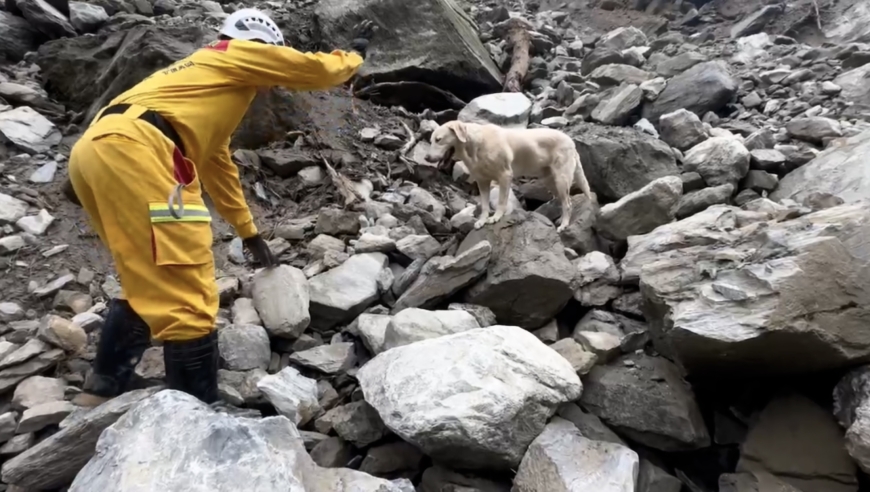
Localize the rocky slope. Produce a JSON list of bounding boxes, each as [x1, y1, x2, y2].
[[2, 0, 870, 490]]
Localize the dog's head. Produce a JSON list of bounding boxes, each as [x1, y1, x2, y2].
[[424, 120, 468, 164]]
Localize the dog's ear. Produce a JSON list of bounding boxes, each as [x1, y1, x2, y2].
[[450, 121, 468, 143]]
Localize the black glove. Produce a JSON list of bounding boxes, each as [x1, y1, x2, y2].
[[243, 234, 277, 268], [350, 19, 376, 59]]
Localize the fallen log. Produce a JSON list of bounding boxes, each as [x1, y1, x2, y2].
[[495, 18, 533, 93]]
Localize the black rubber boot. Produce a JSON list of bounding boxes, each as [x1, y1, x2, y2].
[[74, 299, 152, 407], [162, 330, 220, 404]]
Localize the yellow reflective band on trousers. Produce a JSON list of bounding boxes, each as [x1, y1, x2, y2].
[[67, 124, 218, 343], [148, 203, 212, 223]]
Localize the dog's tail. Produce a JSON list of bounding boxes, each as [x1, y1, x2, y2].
[[572, 149, 597, 203]]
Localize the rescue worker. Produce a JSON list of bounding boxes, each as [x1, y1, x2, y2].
[[66, 8, 375, 407]]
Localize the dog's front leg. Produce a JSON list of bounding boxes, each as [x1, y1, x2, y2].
[[487, 172, 512, 225], [474, 179, 492, 229]]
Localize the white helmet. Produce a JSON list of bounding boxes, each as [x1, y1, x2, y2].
[[220, 8, 284, 46]]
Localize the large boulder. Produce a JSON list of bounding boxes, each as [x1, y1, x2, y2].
[[642, 61, 738, 123], [358, 326, 582, 471], [568, 122, 679, 202], [393, 241, 491, 311], [770, 130, 870, 205], [457, 211, 573, 329], [34, 25, 344, 150], [308, 253, 389, 330], [458, 93, 532, 128], [68, 390, 410, 492], [834, 63, 870, 116], [596, 176, 683, 241], [251, 265, 310, 339], [0, 11, 42, 62], [0, 106, 62, 155], [626, 204, 870, 377], [682, 136, 750, 187], [822, 0, 870, 45], [313, 0, 502, 104]]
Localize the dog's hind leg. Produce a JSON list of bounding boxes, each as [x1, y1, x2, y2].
[[487, 171, 513, 226], [553, 167, 574, 233], [474, 178, 492, 230], [573, 151, 597, 204]]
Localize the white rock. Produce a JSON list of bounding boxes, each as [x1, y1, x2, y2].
[[217, 324, 271, 371], [0, 193, 28, 225], [0, 236, 26, 255], [358, 325, 583, 470], [15, 209, 54, 235], [256, 366, 321, 426], [682, 136, 750, 187], [231, 298, 261, 326], [0, 107, 62, 155], [351, 313, 392, 355], [458, 92, 532, 128], [383, 308, 480, 350], [68, 390, 409, 492], [12, 376, 65, 411], [513, 418, 639, 492], [17, 401, 75, 434], [251, 265, 310, 339], [28, 161, 57, 183], [69, 2, 108, 32], [308, 253, 389, 330]]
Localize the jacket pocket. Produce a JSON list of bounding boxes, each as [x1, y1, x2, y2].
[[149, 201, 214, 266]]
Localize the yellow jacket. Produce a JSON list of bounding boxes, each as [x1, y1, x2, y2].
[[94, 39, 363, 239]]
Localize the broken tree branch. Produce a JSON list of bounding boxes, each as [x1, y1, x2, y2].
[[495, 17, 533, 93], [811, 0, 822, 31], [322, 157, 364, 208], [399, 121, 417, 155]]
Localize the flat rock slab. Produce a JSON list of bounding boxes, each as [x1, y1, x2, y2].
[[308, 253, 388, 330], [458, 92, 532, 128]]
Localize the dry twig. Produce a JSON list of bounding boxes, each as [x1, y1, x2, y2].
[[321, 157, 364, 208]]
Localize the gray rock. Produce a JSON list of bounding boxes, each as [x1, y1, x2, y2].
[[0, 433, 34, 457], [256, 366, 321, 426], [737, 393, 857, 492], [749, 148, 787, 172], [218, 324, 270, 371], [589, 64, 653, 87], [393, 241, 491, 311], [12, 376, 64, 411], [569, 122, 680, 201], [231, 298, 261, 326], [316, 401, 388, 448], [573, 309, 649, 359], [638, 459, 682, 492], [643, 61, 737, 123], [310, 436, 353, 467], [28, 161, 58, 183], [719, 471, 804, 492], [289, 343, 356, 375], [580, 353, 710, 451], [316, 208, 361, 236], [313, 0, 501, 103], [742, 170, 778, 193], [383, 308, 480, 350], [0, 193, 28, 226], [591, 84, 643, 126], [771, 130, 870, 204], [682, 136, 750, 187], [458, 92, 532, 128], [0, 413, 17, 443], [354, 232, 396, 253], [67, 390, 407, 492], [786, 117, 843, 144], [834, 366, 870, 474], [512, 418, 639, 492], [659, 108, 708, 151], [308, 253, 389, 330], [1, 388, 160, 490], [745, 129, 777, 150], [572, 251, 622, 307], [0, 107, 62, 155], [358, 326, 582, 470], [596, 176, 683, 241], [419, 465, 510, 492], [655, 51, 707, 77], [730, 4, 783, 38], [361, 441, 425, 474], [15, 0, 76, 39], [251, 265, 310, 339], [625, 204, 870, 376], [550, 338, 597, 375], [17, 401, 75, 434], [556, 403, 625, 445], [675, 183, 734, 219], [835, 63, 870, 114], [598, 27, 648, 51], [69, 1, 108, 32], [457, 212, 573, 329], [395, 234, 440, 260], [0, 11, 41, 62], [308, 234, 345, 260]]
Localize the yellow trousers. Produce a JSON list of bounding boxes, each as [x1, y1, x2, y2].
[[69, 112, 218, 342]]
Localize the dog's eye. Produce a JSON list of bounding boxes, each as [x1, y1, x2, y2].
[[435, 136, 441, 142]]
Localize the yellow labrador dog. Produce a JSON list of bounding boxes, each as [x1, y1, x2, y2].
[[425, 120, 596, 232]]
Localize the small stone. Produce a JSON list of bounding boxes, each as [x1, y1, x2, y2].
[[288, 343, 356, 375], [361, 441, 425, 474], [396, 234, 440, 260], [550, 338, 598, 375], [315, 208, 361, 236], [315, 400, 388, 447], [16, 401, 76, 434], [12, 376, 65, 411], [0, 302, 25, 322], [37, 314, 87, 354], [15, 209, 54, 235], [307, 234, 345, 260], [0, 236, 26, 255], [218, 324, 271, 371], [28, 161, 57, 183]]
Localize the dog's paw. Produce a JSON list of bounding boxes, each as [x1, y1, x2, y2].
[[473, 219, 487, 230], [556, 223, 568, 233], [486, 214, 503, 225]]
